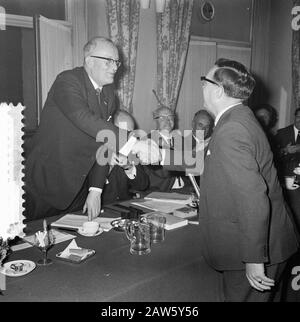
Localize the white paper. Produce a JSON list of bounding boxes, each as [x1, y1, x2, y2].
[[11, 229, 76, 252]]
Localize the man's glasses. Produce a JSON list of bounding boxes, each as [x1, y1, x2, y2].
[[90, 55, 121, 68], [154, 115, 175, 121], [200, 76, 220, 87]]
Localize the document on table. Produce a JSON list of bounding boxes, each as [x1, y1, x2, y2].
[[11, 229, 76, 252], [131, 200, 186, 213], [51, 214, 120, 232], [144, 191, 192, 204]]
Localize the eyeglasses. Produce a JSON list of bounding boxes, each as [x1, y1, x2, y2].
[[200, 76, 220, 87], [90, 55, 121, 68], [154, 115, 175, 120]]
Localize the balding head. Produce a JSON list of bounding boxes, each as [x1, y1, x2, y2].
[[192, 109, 214, 139], [114, 110, 135, 131]]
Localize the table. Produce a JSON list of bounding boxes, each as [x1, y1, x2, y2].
[[1, 213, 223, 302]]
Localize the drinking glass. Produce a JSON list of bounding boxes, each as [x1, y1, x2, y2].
[[33, 230, 55, 265]]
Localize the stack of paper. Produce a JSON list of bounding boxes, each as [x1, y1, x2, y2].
[[11, 229, 76, 251], [144, 192, 192, 204], [143, 211, 188, 230], [51, 214, 120, 232]]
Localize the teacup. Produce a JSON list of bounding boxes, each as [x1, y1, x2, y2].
[[82, 221, 99, 235]]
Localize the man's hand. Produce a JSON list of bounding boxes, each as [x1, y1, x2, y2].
[[83, 190, 102, 221], [245, 263, 275, 292], [282, 143, 300, 154], [110, 152, 132, 169], [131, 139, 161, 164]]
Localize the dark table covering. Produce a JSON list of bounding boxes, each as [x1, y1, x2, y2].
[[1, 214, 223, 302]]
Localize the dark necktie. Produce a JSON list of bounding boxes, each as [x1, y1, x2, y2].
[[95, 88, 108, 120], [296, 131, 300, 145]]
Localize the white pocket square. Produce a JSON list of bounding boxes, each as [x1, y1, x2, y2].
[[207, 149, 211, 155]]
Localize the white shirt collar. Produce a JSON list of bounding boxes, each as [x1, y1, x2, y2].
[[214, 102, 242, 125], [159, 131, 172, 143], [88, 75, 102, 91]]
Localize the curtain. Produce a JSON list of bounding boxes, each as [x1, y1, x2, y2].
[[156, 0, 194, 112], [36, 15, 72, 121], [249, 0, 271, 107], [106, 0, 140, 113], [66, 0, 88, 67], [292, 0, 300, 112]]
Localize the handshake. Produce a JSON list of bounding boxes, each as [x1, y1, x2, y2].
[[120, 136, 162, 165]]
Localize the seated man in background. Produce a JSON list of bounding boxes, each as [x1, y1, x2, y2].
[[252, 103, 278, 153], [274, 107, 300, 232], [84, 110, 149, 218], [275, 107, 300, 177], [144, 106, 192, 193], [191, 109, 214, 152]]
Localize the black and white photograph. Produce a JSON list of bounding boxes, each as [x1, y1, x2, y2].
[[0, 0, 300, 308]]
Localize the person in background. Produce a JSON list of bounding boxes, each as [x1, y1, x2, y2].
[[84, 110, 149, 217], [144, 106, 192, 193], [275, 107, 300, 177], [191, 109, 214, 152], [253, 103, 278, 153], [274, 107, 300, 232], [199, 58, 299, 302]]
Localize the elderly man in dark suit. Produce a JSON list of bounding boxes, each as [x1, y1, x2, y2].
[[199, 58, 299, 302], [24, 37, 158, 222]]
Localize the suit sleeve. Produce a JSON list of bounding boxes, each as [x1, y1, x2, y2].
[[128, 165, 149, 191], [87, 162, 110, 189], [52, 72, 127, 145], [216, 122, 270, 263]]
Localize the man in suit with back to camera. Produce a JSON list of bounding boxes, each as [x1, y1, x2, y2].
[[199, 58, 299, 302], [24, 36, 157, 222]]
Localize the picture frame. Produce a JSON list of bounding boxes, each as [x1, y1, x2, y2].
[[200, 1, 215, 22]]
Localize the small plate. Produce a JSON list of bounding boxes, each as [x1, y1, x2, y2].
[[77, 227, 103, 237], [0, 260, 36, 277]]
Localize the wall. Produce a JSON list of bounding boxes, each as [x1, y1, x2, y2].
[[191, 0, 252, 43], [266, 0, 294, 128]]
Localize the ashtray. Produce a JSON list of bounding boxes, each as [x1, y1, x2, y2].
[[110, 219, 128, 232]]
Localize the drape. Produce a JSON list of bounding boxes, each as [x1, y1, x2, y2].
[[106, 0, 140, 114], [292, 0, 300, 111], [156, 0, 194, 112]]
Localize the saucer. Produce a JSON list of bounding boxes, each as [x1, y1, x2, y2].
[[0, 260, 36, 277], [77, 227, 103, 237]]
